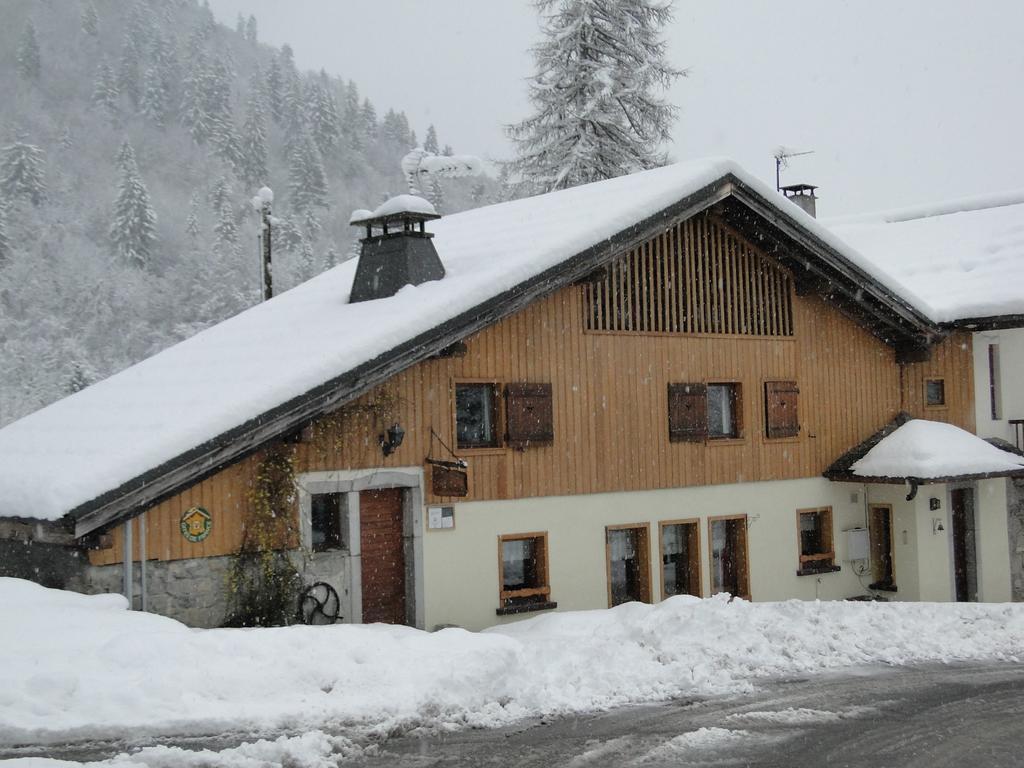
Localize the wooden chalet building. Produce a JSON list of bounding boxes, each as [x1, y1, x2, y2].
[[1, 159, 1021, 629]]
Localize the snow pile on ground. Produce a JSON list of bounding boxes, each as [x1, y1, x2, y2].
[[850, 419, 1024, 479], [2, 578, 1022, 749]]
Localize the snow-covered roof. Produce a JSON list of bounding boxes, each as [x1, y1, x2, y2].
[[849, 420, 1024, 480], [0, 157, 939, 524], [829, 191, 1024, 323]]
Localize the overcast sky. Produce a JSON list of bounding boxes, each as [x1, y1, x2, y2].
[[207, 0, 1024, 217]]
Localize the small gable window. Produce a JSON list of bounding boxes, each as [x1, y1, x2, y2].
[[764, 381, 799, 439], [456, 383, 499, 449], [925, 378, 946, 407]]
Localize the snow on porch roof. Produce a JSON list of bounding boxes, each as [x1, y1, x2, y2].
[[828, 191, 1024, 324], [0, 157, 939, 525], [827, 417, 1024, 484]]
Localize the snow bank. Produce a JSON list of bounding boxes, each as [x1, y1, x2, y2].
[[850, 419, 1024, 479], [2, 579, 1022, 748]]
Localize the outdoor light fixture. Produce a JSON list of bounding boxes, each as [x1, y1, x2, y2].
[[380, 423, 405, 457]]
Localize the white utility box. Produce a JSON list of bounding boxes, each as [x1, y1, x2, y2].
[[844, 527, 870, 561]]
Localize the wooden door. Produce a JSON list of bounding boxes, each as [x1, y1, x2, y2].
[[951, 488, 978, 602], [869, 505, 895, 590], [359, 488, 407, 624]]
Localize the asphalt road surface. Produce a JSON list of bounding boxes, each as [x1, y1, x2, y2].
[[352, 662, 1024, 767], [6, 662, 1024, 766]]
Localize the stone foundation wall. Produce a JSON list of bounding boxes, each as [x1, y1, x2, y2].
[[82, 550, 353, 627], [1009, 479, 1024, 601]]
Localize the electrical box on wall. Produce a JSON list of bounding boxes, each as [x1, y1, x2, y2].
[[844, 527, 870, 561]]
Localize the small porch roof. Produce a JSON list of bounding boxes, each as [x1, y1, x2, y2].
[[824, 414, 1024, 485]]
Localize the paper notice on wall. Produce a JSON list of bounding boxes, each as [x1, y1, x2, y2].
[[428, 506, 455, 530]]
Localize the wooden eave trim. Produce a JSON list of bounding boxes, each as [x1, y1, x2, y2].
[[946, 314, 1024, 332], [823, 469, 1024, 485], [71, 179, 737, 537], [69, 175, 947, 537]]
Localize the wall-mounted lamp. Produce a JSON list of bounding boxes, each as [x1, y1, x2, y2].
[[929, 497, 941, 511], [379, 423, 405, 457]]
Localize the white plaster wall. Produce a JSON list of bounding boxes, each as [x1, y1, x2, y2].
[[976, 478, 1012, 602], [973, 328, 1024, 441], [421, 478, 875, 632]]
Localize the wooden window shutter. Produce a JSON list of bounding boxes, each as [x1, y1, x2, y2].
[[505, 383, 554, 448], [765, 381, 799, 439], [668, 383, 707, 442]]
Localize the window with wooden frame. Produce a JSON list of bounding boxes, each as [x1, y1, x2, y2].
[[504, 383, 554, 448], [764, 380, 799, 439], [310, 492, 345, 552], [925, 378, 946, 408], [497, 532, 555, 615], [707, 383, 742, 439], [708, 515, 749, 599], [660, 520, 701, 599], [796, 508, 837, 575], [606, 524, 651, 606], [455, 383, 499, 449]]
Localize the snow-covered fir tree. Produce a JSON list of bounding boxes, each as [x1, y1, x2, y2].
[[288, 129, 328, 215], [239, 71, 270, 191], [109, 141, 157, 268], [235, 12, 245, 35], [186, 191, 202, 241], [424, 125, 439, 154], [266, 53, 284, 125], [141, 66, 170, 127], [507, 0, 683, 192], [361, 98, 377, 142], [17, 20, 42, 82], [91, 59, 120, 122], [0, 142, 47, 207], [181, 52, 212, 144], [244, 15, 258, 44], [307, 79, 341, 158], [0, 202, 9, 265], [80, 2, 100, 37], [342, 82, 363, 150], [117, 34, 142, 108]]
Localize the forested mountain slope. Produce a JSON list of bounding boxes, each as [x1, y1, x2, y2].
[[0, 0, 494, 425]]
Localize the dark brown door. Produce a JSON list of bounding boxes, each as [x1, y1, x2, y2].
[[951, 488, 978, 602], [359, 488, 407, 624]]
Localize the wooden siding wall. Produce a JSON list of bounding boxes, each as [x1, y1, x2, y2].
[[90, 215, 975, 566]]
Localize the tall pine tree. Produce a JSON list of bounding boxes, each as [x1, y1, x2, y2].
[[17, 20, 42, 82], [507, 0, 683, 192], [0, 142, 47, 207], [109, 141, 157, 268], [92, 59, 120, 123], [424, 124, 439, 154], [80, 2, 100, 37], [288, 129, 328, 215], [239, 70, 269, 191]]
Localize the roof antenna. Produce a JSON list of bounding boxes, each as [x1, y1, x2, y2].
[[774, 147, 814, 192]]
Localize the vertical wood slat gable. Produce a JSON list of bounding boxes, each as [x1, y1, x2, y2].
[[88, 212, 974, 566]]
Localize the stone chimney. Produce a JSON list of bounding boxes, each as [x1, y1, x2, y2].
[[780, 183, 818, 218], [348, 195, 445, 303]]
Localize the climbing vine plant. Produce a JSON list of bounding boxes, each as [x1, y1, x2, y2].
[[224, 443, 303, 627], [222, 388, 403, 627]]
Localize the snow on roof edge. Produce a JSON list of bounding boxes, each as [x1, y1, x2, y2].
[[824, 188, 1024, 228]]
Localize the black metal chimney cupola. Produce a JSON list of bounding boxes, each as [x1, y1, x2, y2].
[[348, 194, 445, 303]]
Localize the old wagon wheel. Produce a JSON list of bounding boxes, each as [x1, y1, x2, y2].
[[298, 582, 341, 625]]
